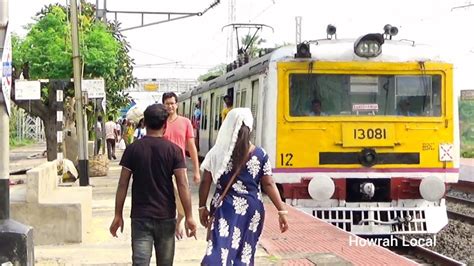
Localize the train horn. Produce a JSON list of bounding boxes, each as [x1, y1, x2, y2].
[[383, 24, 398, 40], [326, 24, 337, 39]]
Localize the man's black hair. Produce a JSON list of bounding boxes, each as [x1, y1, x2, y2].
[[97, 115, 103, 122], [144, 104, 169, 130], [223, 95, 232, 101], [162, 92, 178, 103], [108, 115, 113, 121]]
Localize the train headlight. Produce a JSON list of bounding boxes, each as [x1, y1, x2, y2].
[[354, 33, 384, 58], [419, 176, 445, 202], [295, 42, 311, 58], [359, 148, 378, 167], [308, 175, 335, 201]]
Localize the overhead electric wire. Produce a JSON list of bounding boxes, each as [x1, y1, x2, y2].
[[130, 47, 178, 62]]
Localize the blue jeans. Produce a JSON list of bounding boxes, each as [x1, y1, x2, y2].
[[131, 218, 176, 266]]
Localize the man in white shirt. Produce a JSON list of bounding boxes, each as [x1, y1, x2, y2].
[[105, 115, 118, 160]]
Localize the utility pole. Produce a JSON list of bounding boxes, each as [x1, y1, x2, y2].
[[0, 0, 34, 263], [226, 0, 236, 61], [0, 0, 9, 222], [71, 0, 89, 186]]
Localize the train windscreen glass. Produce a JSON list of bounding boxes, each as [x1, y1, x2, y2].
[[289, 74, 441, 117]]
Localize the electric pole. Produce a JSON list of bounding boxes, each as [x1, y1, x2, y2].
[[226, 0, 236, 61], [71, 0, 89, 186], [0, 0, 34, 263]]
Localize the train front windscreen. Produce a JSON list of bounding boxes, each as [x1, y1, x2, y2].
[[289, 74, 442, 117]]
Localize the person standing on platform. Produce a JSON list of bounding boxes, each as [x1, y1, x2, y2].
[[109, 104, 197, 265], [115, 119, 122, 143], [105, 115, 118, 160], [162, 92, 200, 240], [94, 115, 103, 155], [192, 101, 201, 151], [123, 120, 134, 147], [134, 118, 146, 142], [199, 108, 289, 265]]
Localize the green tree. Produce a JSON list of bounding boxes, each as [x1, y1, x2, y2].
[[12, 2, 135, 161], [241, 34, 266, 59], [197, 63, 226, 82], [197, 34, 268, 83]]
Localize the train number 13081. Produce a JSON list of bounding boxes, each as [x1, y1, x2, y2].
[[353, 128, 387, 140]]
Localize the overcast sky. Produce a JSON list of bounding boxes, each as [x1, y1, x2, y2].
[[9, 0, 474, 91]]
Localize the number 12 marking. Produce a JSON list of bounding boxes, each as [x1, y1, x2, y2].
[[280, 153, 293, 166]]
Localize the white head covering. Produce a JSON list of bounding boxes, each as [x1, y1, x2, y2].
[[200, 108, 253, 183]]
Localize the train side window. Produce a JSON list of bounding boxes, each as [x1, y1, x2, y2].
[[250, 80, 259, 144], [201, 99, 208, 130], [219, 95, 226, 128], [241, 90, 247, 107], [236, 91, 241, 107]]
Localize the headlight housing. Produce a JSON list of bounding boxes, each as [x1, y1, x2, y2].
[[354, 33, 384, 58]]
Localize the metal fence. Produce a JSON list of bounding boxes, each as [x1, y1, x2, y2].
[[16, 109, 45, 143]]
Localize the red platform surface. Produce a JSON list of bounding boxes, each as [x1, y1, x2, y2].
[[260, 204, 417, 265]]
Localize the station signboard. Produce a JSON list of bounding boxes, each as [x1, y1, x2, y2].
[[461, 90, 474, 101], [144, 83, 159, 91], [82, 79, 105, 98], [15, 80, 41, 100], [1, 28, 12, 115]]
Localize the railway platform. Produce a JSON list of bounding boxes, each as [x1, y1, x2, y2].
[[8, 144, 420, 265], [261, 204, 417, 265]]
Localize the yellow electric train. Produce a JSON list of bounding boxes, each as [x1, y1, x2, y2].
[[178, 25, 459, 235]]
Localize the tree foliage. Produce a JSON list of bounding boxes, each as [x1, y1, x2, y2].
[[13, 1, 135, 115], [197, 63, 226, 82], [11, 1, 136, 160], [241, 34, 266, 59], [196, 33, 267, 83]]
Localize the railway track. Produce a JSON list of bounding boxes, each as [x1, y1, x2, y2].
[[446, 195, 474, 224], [446, 210, 474, 225], [446, 195, 474, 206], [389, 236, 465, 266], [449, 181, 474, 194]]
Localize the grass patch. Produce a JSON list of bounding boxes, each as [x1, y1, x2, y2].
[[461, 137, 474, 158], [10, 138, 36, 148]]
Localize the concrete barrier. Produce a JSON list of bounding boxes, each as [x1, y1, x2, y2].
[[9, 161, 92, 245]]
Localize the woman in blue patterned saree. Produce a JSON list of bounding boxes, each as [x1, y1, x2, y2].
[[199, 108, 289, 266]]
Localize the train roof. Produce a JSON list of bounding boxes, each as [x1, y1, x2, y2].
[[183, 37, 450, 98], [178, 89, 192, 99], [302, 38, 449, 63], [186, 52, 272, 98]]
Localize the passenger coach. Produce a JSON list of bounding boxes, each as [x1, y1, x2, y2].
[[179, 25, 459, 235]]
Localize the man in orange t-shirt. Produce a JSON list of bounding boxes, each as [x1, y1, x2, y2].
[[162, 92, 200, 239]]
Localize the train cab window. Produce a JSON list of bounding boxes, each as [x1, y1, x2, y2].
[[289, 74, 442, 117], [394, 76, 441, 117]]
